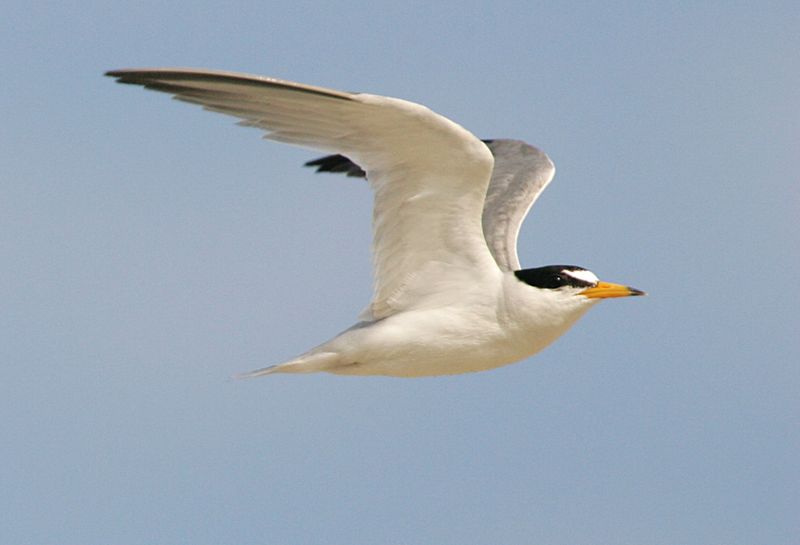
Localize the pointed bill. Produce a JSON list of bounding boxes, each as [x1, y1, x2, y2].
[[580, 281, 646, 299]]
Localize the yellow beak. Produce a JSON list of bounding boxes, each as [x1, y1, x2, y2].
[[580, 281, 646, 299]]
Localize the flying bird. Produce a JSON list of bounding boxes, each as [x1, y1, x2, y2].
[[106, 68, 644, 377]]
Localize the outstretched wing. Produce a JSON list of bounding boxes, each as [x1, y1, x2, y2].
[[107, 68, 498, 319], [305, 139, 555, 271]]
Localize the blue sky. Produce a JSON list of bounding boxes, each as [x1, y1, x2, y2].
[[2, 2, 798, 544]]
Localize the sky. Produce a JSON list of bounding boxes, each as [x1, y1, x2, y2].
[[2, 2, 798, 544]]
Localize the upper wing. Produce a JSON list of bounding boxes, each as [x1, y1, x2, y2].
[[107, 68, 498, 319], [305, 139, 555, 272]]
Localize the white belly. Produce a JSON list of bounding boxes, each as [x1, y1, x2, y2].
[[326, 306, 580, 377]]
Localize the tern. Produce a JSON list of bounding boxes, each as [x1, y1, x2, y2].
[[106, 68, 644, 377]]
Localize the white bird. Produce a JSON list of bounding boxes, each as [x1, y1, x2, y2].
[[106, 68, 644, 378]]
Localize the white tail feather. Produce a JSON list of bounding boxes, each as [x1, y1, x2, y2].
[[234, 352, 342, 379]]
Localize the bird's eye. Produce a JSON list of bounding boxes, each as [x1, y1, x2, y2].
[[553, 274, 563, 285]]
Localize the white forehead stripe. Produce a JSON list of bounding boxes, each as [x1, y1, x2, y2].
[[563, 269, 599, 284]]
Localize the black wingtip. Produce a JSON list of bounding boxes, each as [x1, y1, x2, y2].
[[303, 154, 366, 178], [104, 69, 145, 85]]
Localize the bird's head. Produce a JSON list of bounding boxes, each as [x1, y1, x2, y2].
[[514, 265, 645, 300]]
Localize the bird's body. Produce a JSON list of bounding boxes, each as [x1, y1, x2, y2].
[[274, 271, 595, 377], [107, 68, 643, 378]]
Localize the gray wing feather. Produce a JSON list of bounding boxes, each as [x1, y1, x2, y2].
[[479, 140, 555, 271]]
